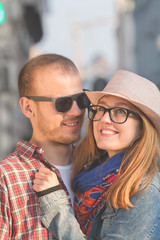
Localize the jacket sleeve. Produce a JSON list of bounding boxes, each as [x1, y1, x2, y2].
[[38, 189, 87, 240], [38, 177, 160, 240]]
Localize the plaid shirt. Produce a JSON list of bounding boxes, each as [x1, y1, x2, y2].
[[0, 140, 71, 240]]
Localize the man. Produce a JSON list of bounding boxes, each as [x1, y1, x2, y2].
[[0, 54, 90, 239]]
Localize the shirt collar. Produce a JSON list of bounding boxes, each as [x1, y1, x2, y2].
[[16, 140, 44, 161]]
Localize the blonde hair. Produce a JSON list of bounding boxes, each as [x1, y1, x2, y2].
[[71, 121, 105, 190], [71, 109, 160, 209]]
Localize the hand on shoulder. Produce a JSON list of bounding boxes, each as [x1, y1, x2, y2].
[[33, 167, 59, 192]]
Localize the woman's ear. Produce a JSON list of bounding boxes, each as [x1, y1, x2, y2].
[[19, 97, 35, 119]]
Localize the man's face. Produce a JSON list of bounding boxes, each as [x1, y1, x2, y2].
[[31, 66, 85, 145]]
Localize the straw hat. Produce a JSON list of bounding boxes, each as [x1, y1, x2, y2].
[[86, 70, 160, 136]]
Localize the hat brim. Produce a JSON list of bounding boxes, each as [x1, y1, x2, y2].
[[86, 91, 160, 137]]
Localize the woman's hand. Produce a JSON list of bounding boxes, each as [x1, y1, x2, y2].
[[33, 167, 60, 192]]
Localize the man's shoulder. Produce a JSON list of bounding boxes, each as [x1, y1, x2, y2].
[[0, 150, 18, 162], [0, 151, 22, 173], [0, 140, 35, 173]]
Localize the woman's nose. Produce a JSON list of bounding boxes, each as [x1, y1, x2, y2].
[[100, 111, 112, 124]]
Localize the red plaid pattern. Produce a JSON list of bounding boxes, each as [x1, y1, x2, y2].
[[0, 140, 70, 239]]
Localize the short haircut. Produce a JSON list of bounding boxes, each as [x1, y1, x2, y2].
[[18, 53, 79, 98]]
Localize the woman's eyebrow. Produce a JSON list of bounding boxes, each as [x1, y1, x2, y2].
[[98, 101, 130, 108]]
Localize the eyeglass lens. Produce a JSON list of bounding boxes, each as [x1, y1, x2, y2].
[[55, 97, 72, 112], [89, 106, 129, 123], [77, 93, 90, 109], [55, 93, 90, 113]]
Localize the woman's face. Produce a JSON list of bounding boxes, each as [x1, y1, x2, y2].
[[93, 95, 142, 158]]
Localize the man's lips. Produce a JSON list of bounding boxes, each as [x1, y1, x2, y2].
[[64, 121, 79, 126], [63, 119, 80, 127]]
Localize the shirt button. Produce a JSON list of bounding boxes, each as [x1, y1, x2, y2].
[[38, 148, 44, 154]]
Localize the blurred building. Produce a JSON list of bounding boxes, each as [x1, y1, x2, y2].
[[0, 0, 44, 159], [117, 0, 160, 88], [117, 0, 136, 71], [83, 54, 111, 90], [134, 0, 160, 88]]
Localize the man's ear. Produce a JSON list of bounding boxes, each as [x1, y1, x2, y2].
[[19, 97, 35, 119]]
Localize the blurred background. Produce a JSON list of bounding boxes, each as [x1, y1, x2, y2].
[[0, 0, 160, 159]]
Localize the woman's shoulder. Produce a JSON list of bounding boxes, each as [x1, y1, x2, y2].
[[135, 173, 160, 205], [150, 172, 160, 191], [101, 174, 160, 240], [103, 173, 160, 218]]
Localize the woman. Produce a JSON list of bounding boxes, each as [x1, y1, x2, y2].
[[33, 70, 160, 240]]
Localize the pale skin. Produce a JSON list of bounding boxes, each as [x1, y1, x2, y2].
[[19, 65, 85, 166], [33, 95, 142, 192], [93, 95, 142, 158], [33, 167, 59, 192]]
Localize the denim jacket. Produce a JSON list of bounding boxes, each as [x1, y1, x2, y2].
[[38, 174, 160, 240]]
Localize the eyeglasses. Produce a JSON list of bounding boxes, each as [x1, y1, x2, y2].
[[26, 92, 90, 113], [88, 105, 141, 123]]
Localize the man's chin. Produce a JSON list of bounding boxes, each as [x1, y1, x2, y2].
[[63, 135, 81, 145]]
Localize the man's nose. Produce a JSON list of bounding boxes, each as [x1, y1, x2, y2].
[[67, 100, 83, 116]]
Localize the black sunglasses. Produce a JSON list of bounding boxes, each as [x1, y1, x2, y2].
[[26, 92, 90, 113]]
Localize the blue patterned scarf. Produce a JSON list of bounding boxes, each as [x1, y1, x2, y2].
[[73, 152, 124, 237]]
